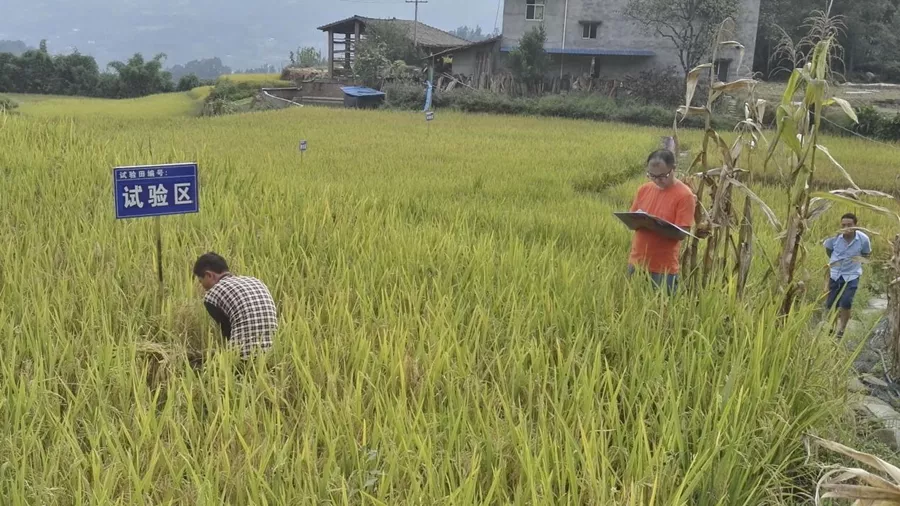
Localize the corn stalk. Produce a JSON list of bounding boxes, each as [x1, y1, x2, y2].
[[676, 19, 775, 297], [891, 235, 900, 378], [763, 34, 859, 317]]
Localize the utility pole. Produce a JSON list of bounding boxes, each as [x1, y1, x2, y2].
[[405, 0, 428, 47]]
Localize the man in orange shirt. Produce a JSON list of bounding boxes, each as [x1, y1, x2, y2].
[[627, 149, 696, 292]]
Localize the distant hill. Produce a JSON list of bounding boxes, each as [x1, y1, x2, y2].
[[0, 40, 31, 56]]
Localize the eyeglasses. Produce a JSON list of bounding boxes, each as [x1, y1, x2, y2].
[[647, 169, 674, 180]]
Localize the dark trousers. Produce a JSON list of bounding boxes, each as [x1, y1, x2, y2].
[[628, 265, 678, 294], [825, 276, 859, 310]]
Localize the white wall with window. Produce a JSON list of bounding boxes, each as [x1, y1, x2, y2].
[[526, 0, 545, 21], [581, 22, 600, 39]]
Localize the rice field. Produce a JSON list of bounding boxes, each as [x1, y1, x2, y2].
[[1, 92, 898, 504], [220, 73, 293, 88]]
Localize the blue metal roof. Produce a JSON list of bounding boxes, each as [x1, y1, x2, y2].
[[340, 86, 386, 97], [500, 46, 655, 57]]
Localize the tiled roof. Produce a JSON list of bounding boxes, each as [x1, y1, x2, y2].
[[318, 15, 469, 49]]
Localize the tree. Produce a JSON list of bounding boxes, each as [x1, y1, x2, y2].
[[177, 73, 201, 92], [623, 0, 741, 75], [0, 40, 30, 56], [354, 21, 422, 86], [297, 47, 323, 67], [755, 0, 900, 81], [450, 25, 496, 42], [508, 25, 550, 93], [107, 53, 173, 98], [168, 57, 232, 81], [17, 40, 56, 94], [53, 51, 101, 96]]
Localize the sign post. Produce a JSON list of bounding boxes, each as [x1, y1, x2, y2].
[[114, 163, 200, 303], [299, 140, 307, 165], [425, 111, 434, 137]]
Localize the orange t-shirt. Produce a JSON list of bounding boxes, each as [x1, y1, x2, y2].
[[628, 180, 696, 274]]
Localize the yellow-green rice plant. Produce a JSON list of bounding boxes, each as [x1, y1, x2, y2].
[[0, 97, 882, 504]]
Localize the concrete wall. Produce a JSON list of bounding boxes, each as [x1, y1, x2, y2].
[[502, 0, 761, 80], [548, 54, 655, 78], [453, 51, 478, 76], [451, 42, 502, 76]]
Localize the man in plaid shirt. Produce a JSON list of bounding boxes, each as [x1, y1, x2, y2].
[[193, 252, 278, 359]]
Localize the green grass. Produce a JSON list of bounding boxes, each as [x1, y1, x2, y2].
[[0, 98, 896, 503], [756, 80, 900, 114]]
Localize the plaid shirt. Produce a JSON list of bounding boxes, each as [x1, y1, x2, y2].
[[203, 274, 278, 358]]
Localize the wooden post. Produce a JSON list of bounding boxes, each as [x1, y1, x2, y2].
[[354, 23, 361, 80], [889, 235, 900, 378], [328, 30, 335, 78], [345, 34, 351, 75]]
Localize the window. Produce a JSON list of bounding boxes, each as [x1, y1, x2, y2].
[[526, 0, 545, 21], [582, 22, 600, 39], [714, 59, 732, 82]]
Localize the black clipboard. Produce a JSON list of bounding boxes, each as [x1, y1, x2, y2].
[[614, 211, 695, 240]]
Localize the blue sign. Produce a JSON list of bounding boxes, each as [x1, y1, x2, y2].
[[114, 163, 199, 219], [425, 111, 435, 122]]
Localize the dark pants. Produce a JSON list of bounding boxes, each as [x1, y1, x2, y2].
[[825, 276, 859, 310], [628, 265, 678, 294]]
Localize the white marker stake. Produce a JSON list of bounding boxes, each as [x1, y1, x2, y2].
[[299, 140, 307, 165]]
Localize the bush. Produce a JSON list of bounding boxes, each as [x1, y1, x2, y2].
[[177, 74, 201, 92], [383, 83, 736, 130], [819, 104, 900, 142], [622, 66, 685, 107], [200, 98, 237, 117], [854, 105, 883, 137], [0, 95, 19, 112]]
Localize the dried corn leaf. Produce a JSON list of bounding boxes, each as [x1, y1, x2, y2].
[[718, 40, 745, 50], [731, 139, 743, 163], [821, 484, 900, 501], [811, 435, 900, 485], [830, 226, 882, 237], [807, 198, 833, 222], [685, 63, 713, 108], [705, 129, 734, 168], [832, 188, 898, 201], [729, 179, 782, 229], [678, 106, 709, 118], [824, 97, 859, 124], [756, 99, 767, 122], [820, 467, 900, 491], [816, 145, 859, 190], [811, 192, 898, 217], [711, 79, 757, 95]]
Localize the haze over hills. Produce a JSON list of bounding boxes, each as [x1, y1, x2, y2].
[[1, 0, 499, 70]]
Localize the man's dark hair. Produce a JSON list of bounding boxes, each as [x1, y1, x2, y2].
[[647, 149, 676, 167], [193, 252, 229, 277], [841, 212, 858, 225]]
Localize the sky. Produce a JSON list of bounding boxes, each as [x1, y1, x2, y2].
[[1, 0, 502, 69]]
